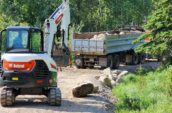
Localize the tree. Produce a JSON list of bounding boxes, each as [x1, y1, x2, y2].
[[0, 0, 61, 28], [136, 0, 172, 59], [70, 0, 152, 31], [0, 0, 152, 31]]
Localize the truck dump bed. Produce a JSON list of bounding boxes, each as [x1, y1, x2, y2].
[[72, 31, 144, 55]]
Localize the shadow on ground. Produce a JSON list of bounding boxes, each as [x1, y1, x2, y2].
[[8, 94, 112, 113]]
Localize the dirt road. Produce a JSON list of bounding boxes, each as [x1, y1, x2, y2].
[[0, 62, 160, 113], [0, 68, 114, 113]]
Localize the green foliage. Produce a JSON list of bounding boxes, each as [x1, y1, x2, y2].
[[0, 0, 61, 28], [113, 66, 172, 113], [0, 14, 18, 30], [136, 0, 172, 58], [71, 0, 152, 31], [31, 32, 42, 52], [0, 0, 152, 31], [1, 30, 7, 52]]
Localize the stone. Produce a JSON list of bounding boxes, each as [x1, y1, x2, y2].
[[99, 75, 112, 88], [103, 68, 111, 76], [95, 75, 100, 80], [72, 82, 94, 97], [115, 71, 128, 84], [93, 86, 99, 93]]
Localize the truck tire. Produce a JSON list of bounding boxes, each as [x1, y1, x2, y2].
[[131, 53, 139, 65], [139, 54, 145, 64], [107, 55, 114, 69], [113, 54, 120, 69], [75, 57, 84, 68]]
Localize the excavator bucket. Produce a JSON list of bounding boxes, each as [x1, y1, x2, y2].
[[52, 44, 70, 67]]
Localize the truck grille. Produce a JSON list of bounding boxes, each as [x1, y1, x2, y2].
[[34, 60, 50, 78]]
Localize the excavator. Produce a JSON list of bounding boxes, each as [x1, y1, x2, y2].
[[0, 0, 70, 106]]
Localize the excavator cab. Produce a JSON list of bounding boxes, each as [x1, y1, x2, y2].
[[0, 26, 43, 54]]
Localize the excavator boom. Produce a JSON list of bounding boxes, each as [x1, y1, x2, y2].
[[44, 0, 70, 56]]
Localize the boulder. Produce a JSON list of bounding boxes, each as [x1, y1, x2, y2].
[[99, 75, 112, 88], [93, 86, 99, 93], [103, 68, 111, 76], [72, 82, 94, 97], [115, 71, 128, 84]]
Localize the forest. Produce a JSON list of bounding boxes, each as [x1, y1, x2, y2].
[[0, 0, 152, 31]]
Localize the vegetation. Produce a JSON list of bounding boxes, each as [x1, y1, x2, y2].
[[0, 0, 152, 31], [113, 66, 172, 113], [113, 1, 172, 112], [136, 0, 172, 59], [114, 1, 172, 110]]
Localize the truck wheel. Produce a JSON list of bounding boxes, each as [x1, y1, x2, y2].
[[132, 53, 139, 65], [139, 54, 145, 64], [75, 57, 84, 68], [113, 54, 120, 69], [125, 54, 132, 65], [1, 88, 15, 107], [48, 88, 61, 106], [107, 55, 114, 69]]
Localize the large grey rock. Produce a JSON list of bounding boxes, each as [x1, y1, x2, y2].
[[101, 68, 129, 86], [115, 71, 128, 84], [103, 68, 111, 76], [72, 82, 94, 97], [99, 75, 112, 88]]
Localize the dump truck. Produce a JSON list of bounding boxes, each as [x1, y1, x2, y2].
[[72, 30, 145, 69]]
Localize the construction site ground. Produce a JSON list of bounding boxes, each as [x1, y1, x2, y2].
[[0, 62, 160, 113]]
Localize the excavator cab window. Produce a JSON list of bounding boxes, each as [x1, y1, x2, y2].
[[7, 30, 28, 50], [0, 29, 7, 53], [30, 29, 44, 53], [0, 27, 44, 53]]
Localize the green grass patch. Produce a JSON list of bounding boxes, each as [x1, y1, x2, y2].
[[113, 66, 172, 113]]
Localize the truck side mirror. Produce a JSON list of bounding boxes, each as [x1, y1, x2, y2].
[[0, 29, 7, 53]]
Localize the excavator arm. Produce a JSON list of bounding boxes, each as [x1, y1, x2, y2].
[[44, 0, 70, 55]]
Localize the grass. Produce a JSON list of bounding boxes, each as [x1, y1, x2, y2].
[[112, 66, 172, 113]]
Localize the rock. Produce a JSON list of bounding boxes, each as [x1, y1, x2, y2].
[[111, 70, 121, 75], [108, 73, 117, 81], [93, 86, 99, 93], [91, 34, 106, 40], [72, 82, 94, 97], [99, 75, 112, 88], [115, 71, 128, 84], [95, 75, 100, 80], [103, 68, 111, 76]]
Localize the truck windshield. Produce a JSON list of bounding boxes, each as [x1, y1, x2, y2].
[[7, 30, 29, 51]]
